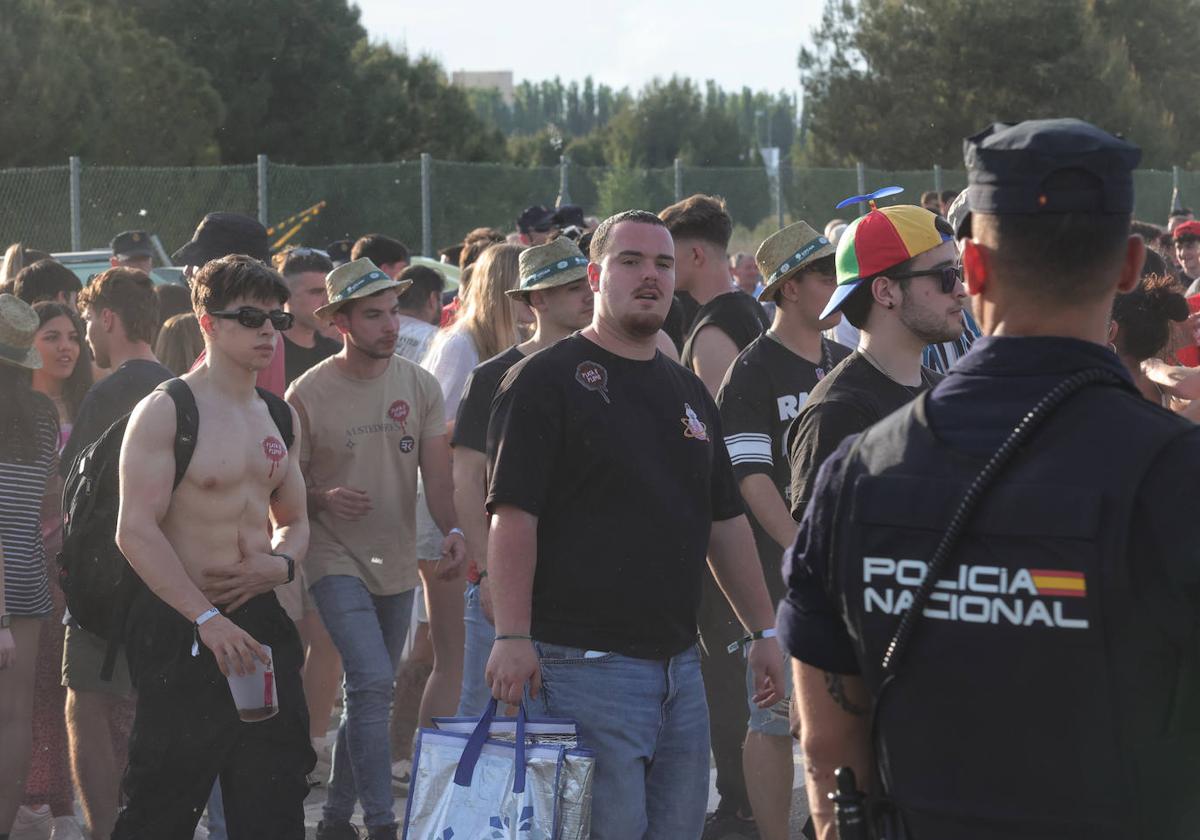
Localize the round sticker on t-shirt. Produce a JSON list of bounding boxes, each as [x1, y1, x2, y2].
[[388, 400, 410, 431], [575, 361, 611, 404], [399, 435, 415, 454]]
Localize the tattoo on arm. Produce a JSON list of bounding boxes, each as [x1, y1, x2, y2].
[[824, 671, 869, 716]]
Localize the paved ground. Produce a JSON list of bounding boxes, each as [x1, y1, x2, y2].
[[188, 738, 813, 839]]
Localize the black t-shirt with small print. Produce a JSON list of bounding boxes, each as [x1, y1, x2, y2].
[[487, 333, 744, 659]]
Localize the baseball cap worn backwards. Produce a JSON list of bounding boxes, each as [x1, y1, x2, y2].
[[819, 200, 951, 320]]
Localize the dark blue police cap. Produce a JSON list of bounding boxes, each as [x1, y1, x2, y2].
[[326, 239, 353, 265], [963, 119, 1141, 223], [111, 230, 154, 257]]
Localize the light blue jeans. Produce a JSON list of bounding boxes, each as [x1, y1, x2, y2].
[[523, 642, 711, 840], [310, 575, 416, 830], [456, 581, 496, 717]]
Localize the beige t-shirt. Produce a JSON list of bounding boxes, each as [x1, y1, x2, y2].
[[286, 355, 446, 595]]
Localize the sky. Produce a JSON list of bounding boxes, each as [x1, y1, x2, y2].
[[353, 0, 826, 96]]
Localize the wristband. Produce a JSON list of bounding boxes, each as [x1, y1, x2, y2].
[[448, 527, 465, 539], [726, 627, 777, 655], [192, 607, 221, 657], [494, 634, 532, 642], [272, 552, 296, 584]]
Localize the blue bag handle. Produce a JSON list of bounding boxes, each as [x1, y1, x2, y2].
[[453, 697, 528, 794]]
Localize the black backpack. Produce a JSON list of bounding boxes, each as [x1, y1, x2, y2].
[[57, 378, 294, 680]]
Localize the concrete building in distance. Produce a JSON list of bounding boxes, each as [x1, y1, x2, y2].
[[451, 70, 514, 105]]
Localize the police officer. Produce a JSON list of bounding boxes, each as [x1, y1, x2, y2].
[[110, 230, 154, 274], [778, 118, 1200, 839]]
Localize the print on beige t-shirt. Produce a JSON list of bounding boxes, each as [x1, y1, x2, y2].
[[286, 354, 446, 595]]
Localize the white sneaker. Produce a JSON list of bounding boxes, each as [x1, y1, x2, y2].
[[10, 805, 52, 840], [48, 816, 86, 840]]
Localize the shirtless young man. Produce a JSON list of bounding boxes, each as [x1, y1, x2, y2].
[[112, 255, 316, 839]]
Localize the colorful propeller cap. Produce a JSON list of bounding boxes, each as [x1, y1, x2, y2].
[[819, 199, 951, 320]]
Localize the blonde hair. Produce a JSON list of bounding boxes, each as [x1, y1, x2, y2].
[[454, 243, 524, 360], [154, 312, 205, 376]]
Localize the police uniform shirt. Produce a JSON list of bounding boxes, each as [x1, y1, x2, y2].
[[716, 332, 851, 601], [487, 333, 744, 659], [778, 335, 1200, 676]]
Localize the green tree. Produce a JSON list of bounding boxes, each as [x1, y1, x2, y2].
[[0, 0, 222, 165], [604, 78, 748, 167], [341, 42, 504, 163], [799, 0, 1175, 168], [120, 0, 365, 164]]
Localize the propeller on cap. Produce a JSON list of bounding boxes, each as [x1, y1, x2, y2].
[[835, 186, 904, 211]]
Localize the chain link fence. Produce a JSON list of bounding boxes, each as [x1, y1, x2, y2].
[[0, 156, 1192, 260]]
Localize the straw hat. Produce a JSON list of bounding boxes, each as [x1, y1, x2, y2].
[[0, 294, 43, 370], [754, 221, 836, 302], [507, 238, 590, 299], [314, 258, 410, 320]]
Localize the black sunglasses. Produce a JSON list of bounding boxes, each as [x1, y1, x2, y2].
[[889, 264, 962, 294], [209, 307, 294, 331]]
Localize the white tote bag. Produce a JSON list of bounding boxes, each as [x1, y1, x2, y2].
[[403, 700, 569, 840]]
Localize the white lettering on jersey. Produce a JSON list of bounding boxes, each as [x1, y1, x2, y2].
[[776, 391, 812, 421]]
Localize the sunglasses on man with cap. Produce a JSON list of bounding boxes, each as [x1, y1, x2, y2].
[[888, 263, 963, 294]]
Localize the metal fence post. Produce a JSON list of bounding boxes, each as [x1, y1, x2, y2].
[[559, 155, 571, 205], [421, 153, 433, 258], [933, 164, 943, 194], [69, 156, 82, 251], [855, 161, 867, 216], [774, 169, 784, 230], [674, 158, 683, 203], [257, 154, 269, 227]]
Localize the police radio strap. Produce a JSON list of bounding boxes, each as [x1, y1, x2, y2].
[[865, 367, 1124, 839]]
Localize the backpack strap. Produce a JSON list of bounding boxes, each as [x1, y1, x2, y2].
[[100, 379, 200, 680], [159, 379, 200, 489], [256, 387, 294, 450]]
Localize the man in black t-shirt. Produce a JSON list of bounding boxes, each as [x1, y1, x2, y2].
[[660, 194, 770, 835], [451, 237, 595, 717], [787, 203, 964, 525], [63, 268, 173, 840], [661, 195, 770, 395], [716, 221, 850, 840], [273, 247, 340, 385], [485, 210, 784, 840]]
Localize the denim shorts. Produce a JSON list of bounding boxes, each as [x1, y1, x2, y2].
[[745, 653, 793, 737]]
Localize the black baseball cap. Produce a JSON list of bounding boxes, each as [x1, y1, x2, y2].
[[517, 205, 556, 234], [553, 204, 585, 230]]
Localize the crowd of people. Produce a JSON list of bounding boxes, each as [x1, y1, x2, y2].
[[1, 116, 1199, 840]]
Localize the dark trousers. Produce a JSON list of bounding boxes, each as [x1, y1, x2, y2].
[[111, 591, 315, 840], [698, 569, 751, 816]]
